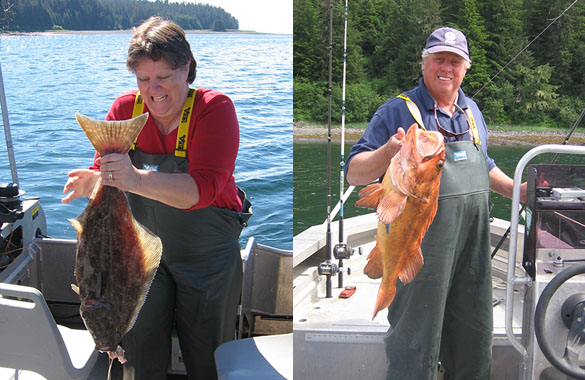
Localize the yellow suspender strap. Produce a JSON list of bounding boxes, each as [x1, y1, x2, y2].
[[131, 88, 197, 157], [464, 108, 482, 146], [130, 92, 145, 150], [175, 88, 196, 158], [397, 93, 481, 146], [132, 92, 145, 118], [396, 93, 426, 130]]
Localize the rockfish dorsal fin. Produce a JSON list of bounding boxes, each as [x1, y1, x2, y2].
[[75, 113, 149, 155]]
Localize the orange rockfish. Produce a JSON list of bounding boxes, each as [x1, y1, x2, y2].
[[356, 125, 445, 318]]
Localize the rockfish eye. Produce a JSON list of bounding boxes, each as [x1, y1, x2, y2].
[[437, 161, 444, 169]]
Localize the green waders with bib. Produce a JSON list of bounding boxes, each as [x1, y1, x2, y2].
[[121, 90, 252, 380], [384, 139, 492, 380]]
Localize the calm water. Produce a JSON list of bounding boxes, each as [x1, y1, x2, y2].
[[293, 141, 585, 237], [0, 32, 292, 250]]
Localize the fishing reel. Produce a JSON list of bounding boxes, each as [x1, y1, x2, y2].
[[318, 261, 339, 276], [0, 183, 24, 224], [333, 243, 363, 260], [333, 243, 352, 260]]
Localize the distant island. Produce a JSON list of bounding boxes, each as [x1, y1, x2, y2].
[[0, 0, 238, 32]]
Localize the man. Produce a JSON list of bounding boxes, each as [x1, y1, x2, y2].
[[346, 26, 524, 379]]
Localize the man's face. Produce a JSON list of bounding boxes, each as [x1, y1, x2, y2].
[[421, 52, 468, 103]]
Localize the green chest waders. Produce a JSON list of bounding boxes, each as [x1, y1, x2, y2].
[[120, 147, 251, 380], [385, 141, 493, 380]]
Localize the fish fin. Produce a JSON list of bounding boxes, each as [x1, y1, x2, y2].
[[363, 242, 383, 279], [75, 113, 149, 155], [88, 177, 102, 201], [68, 179, 102, 234], [68, 217, 84, 236], [376, 191, 407, 224], [355, 183, 384, 209], [372, 284, 396, 319], [71, 284, 80, 295], [398, 248, 424, 284], [134, 220, 163, 276], [123, 220, 163, 333]]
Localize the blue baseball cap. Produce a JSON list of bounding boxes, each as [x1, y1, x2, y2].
[[425, 27, 471, 62]]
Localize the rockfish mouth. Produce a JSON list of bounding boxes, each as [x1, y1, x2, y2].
[[390, 127, 445, 203]]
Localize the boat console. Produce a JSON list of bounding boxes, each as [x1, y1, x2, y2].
[[0, 183, 46, 286], [507, 150, 585, 380]]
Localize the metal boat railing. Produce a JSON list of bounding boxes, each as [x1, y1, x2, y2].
[[506, 144, 585, 358]]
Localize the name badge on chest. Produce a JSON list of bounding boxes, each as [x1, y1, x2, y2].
[[453, 150, 467, 162], [142, 163, 159, 172]]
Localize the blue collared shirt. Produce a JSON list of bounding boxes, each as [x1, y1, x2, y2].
[[346, 78, 496, 179]]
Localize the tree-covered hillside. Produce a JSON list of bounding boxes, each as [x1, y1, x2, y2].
[[294, 0, 585, 127], [0, 0, 238, 32]]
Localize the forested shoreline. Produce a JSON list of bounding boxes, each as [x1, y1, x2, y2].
[[294, 0, 585, 128], [0, 0, 238, 33]]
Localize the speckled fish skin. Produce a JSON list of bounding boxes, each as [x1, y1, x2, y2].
[[355, 125, 445, 319], [69, 113, 162, 363]]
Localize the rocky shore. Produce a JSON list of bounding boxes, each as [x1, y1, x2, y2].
[[293, 122, 585, 146]]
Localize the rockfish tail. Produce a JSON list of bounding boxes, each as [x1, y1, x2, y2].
[[356, 124, 445, 319]]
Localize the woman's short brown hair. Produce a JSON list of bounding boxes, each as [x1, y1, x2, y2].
[[127, 16, 197, 83]]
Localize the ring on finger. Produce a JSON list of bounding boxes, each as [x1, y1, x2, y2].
[[108, 172, 113, 181]]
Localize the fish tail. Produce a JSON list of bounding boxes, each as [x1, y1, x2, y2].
[[75, 113, 149, 155], [372, 284, 396, 319]]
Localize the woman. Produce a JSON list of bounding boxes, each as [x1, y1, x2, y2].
[[63, 16, 250, 380]]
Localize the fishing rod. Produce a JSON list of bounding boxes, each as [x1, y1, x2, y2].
[[334, 0, 352, 289], [318, 0, 337, 298], [491, 103, 585, 259], [0, 59, 18, 185]]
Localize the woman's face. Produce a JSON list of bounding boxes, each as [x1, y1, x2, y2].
[[134, 56, 190, 125]]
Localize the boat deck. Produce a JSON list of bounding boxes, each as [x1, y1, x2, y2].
[[293, 215, 526, 379]]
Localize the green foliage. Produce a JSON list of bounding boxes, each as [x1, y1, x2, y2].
[[294, 0, 585, 127], [294, 78, 389, 124], [2, 0, 238, 32], [293, 79, 329, 122]]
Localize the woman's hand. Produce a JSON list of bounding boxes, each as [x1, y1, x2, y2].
[[98, 153, 141, 192], [62, 169, 100, 203]]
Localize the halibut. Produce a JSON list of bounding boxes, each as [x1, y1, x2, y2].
[[69, 113, 162, 363]]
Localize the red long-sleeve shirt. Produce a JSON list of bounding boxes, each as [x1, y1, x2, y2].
[[91, 88, 242, 212]]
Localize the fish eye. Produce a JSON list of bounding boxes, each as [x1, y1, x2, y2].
[[437, 161, 444, 169]]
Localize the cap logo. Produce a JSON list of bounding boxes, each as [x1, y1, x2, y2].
[[444, 31, 456, 44]]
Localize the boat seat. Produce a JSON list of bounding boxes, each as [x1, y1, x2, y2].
[[215, 333, 292, 380], [239, 237, 293, 338], [0, 282, 98, 380]]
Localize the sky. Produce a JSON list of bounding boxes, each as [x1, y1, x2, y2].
[[176, 0, 292, 34]]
